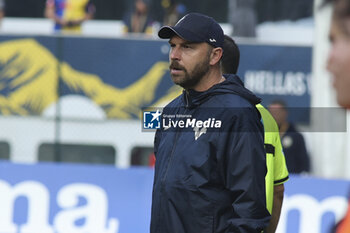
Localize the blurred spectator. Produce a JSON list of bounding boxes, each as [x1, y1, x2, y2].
[[228, 0, 257, 37], [44, 0, 95, 33], [326, 0, 350, 110], [268, 100, 310, 174], [123, 0, 154, 34], [162, 0, 186, 26], [255, 0, 313, 23], [149, 0, 226, 25], [326, 0, 350, 230], [0, 0, 4, 28]]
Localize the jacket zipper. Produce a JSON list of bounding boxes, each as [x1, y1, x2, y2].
[[185, 91, 189, 108]]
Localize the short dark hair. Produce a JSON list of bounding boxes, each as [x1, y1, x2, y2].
[[269, 99, 288, 110], [221, 35, 240, 74]]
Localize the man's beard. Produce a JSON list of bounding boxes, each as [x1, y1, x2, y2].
[[169, 57, 210, 90]]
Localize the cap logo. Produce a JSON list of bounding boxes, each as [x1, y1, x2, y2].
[[209, 38, 216, 42]]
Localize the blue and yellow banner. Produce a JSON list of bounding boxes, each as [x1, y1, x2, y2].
[[0, 35, 311, 122]]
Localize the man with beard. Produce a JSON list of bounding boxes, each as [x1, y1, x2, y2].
[[150, 12, 270, 233]]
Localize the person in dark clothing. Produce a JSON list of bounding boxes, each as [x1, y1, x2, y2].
[[150, 12, 270, 233], [268, 100, 310, 174], [228, 0, 257, 37], [123, 0, 154, 34], [222, 34, 289, 233]]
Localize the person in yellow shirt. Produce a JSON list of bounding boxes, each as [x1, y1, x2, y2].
[[222, 34, 289, 233], [45, 0, 95, 33], [256, 104, 289, 233]]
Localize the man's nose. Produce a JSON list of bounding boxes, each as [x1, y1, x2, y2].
[[170, 47, 181, 60]]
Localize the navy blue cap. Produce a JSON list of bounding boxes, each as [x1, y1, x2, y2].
[[158, 13, 224, 48]]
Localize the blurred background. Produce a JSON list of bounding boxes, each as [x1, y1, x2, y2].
[[0, 0, 349, 233]]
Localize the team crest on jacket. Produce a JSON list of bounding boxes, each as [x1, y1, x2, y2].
[[193, 126, 207, 140]]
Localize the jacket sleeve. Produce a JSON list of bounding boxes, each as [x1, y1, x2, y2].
[[221, 107, 271, 232]]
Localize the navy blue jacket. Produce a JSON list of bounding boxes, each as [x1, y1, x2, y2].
[[151, 74, 270, 233]]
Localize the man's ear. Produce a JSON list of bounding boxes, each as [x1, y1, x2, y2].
[[210, 47, 223, 66]]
